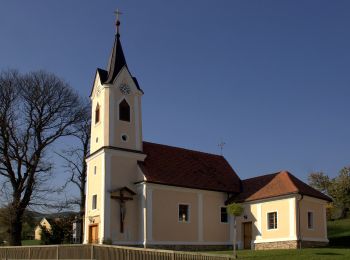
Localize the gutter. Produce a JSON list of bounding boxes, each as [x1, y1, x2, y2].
[[297, 194, 304, 249]]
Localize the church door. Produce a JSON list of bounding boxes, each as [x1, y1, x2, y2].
[[243, 222, 252, 249], [88, 224, 99, 244]]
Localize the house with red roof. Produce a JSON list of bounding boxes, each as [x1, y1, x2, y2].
[[83, 15, 331, 250]]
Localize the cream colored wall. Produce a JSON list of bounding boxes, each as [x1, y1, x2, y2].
[[150, 184, 230, 244], [235, 196, 297, 247], [152, 188, 198, 242], [235, 203, 258, 245], [90, 75, 110, 154], [299, 196, 327, 240], [203, 192, 230, 242], [107, 155, 144, 242], [86, 156, 103, 217]]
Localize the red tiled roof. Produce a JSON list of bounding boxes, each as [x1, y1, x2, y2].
[[138, 142, 241, 193], [228, 171, 332, 203]]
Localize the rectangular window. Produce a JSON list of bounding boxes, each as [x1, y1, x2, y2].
[[267, 212, 277, 230], [94, 166, 97, 175], [308, 211, 314, 229], [178, 204, 189, 222], [92, 195, 97, 210], [221, 207, 228, 223]]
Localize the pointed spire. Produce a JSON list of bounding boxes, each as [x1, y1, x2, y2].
[[105, 9, 127, 84]]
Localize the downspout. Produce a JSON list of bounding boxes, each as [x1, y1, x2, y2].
[[297, 194, 303, 249]]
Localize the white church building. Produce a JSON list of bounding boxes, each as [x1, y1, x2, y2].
[[83, 15, 331, 250]]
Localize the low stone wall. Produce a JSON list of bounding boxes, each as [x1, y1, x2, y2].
[[255, 240, 298, 250], [255, 240, 329, 250]]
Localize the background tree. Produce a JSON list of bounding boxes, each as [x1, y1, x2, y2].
[[308, 172, 331, 195], [308, 167, 350, 219], [227, 203, 244, 259], [40, 215, 75, 245], [0, 70, 84, 245], [57, 100, 90, 243]]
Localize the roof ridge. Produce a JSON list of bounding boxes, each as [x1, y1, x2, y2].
[[143, 141, 223, 158], [242, 171, 287, 181], [279, 171, 299, 192]]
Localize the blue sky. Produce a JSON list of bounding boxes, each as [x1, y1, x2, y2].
[[0, 0, 349, 194]]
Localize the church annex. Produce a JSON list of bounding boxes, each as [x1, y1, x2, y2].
[[83, 15, 331, 250]]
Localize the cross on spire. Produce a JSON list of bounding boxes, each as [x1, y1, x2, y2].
[[114, 9, 123, 35]]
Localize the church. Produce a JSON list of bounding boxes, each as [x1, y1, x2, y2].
[[83, 15, 331, 250]]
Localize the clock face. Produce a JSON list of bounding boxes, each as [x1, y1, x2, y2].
[[119, 83, 131, 95]]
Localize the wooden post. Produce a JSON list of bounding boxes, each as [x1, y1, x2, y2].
[[28, 247, 31, 259], [90, 245, 94, 260], [56, 245, 59, 260]]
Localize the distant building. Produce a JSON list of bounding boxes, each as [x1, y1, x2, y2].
[[34, 218, 52, 240]]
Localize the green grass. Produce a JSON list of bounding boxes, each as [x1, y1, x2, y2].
[[21, 240, 41, 246], [207, 248, 350, 259], [328, 218, 350, 247]]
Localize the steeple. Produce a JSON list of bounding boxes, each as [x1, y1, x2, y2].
[[105, 9, 127, 84]]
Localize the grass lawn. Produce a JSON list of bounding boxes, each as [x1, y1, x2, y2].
[[21, 240, 41, 246], [207, 248, 350, 259], [328, 218, 350, 247]]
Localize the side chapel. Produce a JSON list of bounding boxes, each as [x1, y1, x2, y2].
[[84, 14, 331, 250]]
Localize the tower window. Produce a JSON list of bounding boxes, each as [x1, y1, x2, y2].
[[95, 104, 100, 124], [119, 99, 130, 122], [92, 195, 97, 210]]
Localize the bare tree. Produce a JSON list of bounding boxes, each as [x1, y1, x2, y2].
[[57, 100, 90, 243], [0, 70, 84, 245]]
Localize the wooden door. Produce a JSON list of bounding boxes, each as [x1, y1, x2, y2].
[[243, 222, 252, 249], [89, 224, 99, 244]]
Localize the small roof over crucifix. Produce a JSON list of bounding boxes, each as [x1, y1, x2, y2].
[[110, 186, 136, 199]]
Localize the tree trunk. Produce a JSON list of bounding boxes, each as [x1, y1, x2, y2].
[[9, 208, 24, 246], [233, 216, 237, 259]]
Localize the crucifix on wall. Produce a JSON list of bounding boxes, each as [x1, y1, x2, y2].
[[110, 187, 136, 233]]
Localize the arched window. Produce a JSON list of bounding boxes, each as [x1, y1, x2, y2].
[[119, 99, 130, 122], [95, 103, 100, 124]]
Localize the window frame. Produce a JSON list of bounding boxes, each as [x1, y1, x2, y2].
[[307, 211, 314, 230], [220, 206, 229, 224], [92, 194, 97, 210], [267, 211, 278, 230], [178, 203, 191, 223]]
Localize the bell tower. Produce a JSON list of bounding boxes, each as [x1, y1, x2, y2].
[[85, 11, 146, 244], [89, 11, 143, 154]]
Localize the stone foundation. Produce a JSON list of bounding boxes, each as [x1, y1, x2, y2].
[[255, 240, 298, 250], [255, 240, 328, 250]]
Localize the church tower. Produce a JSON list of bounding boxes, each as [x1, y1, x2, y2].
[[84, 12, 146, 244]]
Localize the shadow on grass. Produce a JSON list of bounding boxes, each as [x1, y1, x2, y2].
[[329, 236, 350, 248], [315, 252, 343, 256]]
